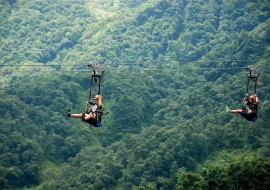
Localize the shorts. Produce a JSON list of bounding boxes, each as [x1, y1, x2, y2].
[[82, 113, 102, 127], [239, 110, 257, 122]]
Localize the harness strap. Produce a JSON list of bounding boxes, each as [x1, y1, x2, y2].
[[89, 74, 94, 102], [88, 111, 108, 127], [88, 71, 103, 104], [246, 78, 250, 93], [254, 75, 258, 94], [87, 62, 104, 100]]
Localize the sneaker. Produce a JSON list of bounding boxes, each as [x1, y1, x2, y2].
[[226, 106, 230, 112], [246, 107, 249, 114], [67, 108, 71, 117]]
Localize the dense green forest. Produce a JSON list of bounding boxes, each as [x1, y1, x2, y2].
[[1, 0, 270, 189]]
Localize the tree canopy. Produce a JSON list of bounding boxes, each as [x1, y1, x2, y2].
[[0, 0, 270, 189]]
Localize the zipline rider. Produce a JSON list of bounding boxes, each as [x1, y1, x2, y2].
[[67, 94, 104, 127]]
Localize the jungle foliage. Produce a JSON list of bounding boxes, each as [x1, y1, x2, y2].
[[1, 0, 270, 189]]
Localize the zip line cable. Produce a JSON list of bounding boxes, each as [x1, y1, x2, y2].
[[4, 66, 270, 73], [0, 59, 269, 67], [1, 59, 269, 73]]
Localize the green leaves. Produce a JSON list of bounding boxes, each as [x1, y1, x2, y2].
[[175, 157, 270, 190], [175, 172, 206, 190], [0, 0, 270, 189]]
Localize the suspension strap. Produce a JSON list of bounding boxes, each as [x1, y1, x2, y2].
[[87, 62, 105, 103], [246, 65, 259, 94], [91, 70, 104, 95], [246, 78, 250, 93], [88, 74, 99, 103], [254, 71, 260, 94]]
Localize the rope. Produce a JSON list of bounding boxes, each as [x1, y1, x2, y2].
[[98, 92, 118, 125], [257, 88, 269, 116], [106, 93, 118, 112]]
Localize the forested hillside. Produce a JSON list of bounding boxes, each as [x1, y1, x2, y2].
[[1, 0, 270, 189]]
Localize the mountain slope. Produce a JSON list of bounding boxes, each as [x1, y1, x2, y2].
[[0, 0, 270, 189]]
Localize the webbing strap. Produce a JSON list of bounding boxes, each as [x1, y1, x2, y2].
[[246, 78, 250, 93], [88, 71, 103, 104], [246, 68, 259, 94], [254, 77, 257, 94], [89, 75, 93, 101], [246, 78, 258, 94]]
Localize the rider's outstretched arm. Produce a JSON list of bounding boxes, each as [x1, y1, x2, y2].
[[254, 94, 259, 106], [98, 96, 103, 109]]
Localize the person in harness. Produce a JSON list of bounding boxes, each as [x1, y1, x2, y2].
[[67, 95, 104, 127], [226, 93, 259, 122]]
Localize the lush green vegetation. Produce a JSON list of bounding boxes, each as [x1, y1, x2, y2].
[[1, 0, 270, 189]]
